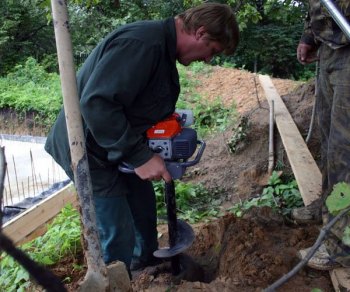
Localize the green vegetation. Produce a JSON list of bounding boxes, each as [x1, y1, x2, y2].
[[177, 62, 238, 138], [326, 182, 350, 245], [227, 115, 250, 154], [0, 57, 62, 129], [0, 205, 81, 291], [326, 182, 350, 215], [229, 171, 303, 217], [153, 180, 225, 224], [0, 59, 236, 136], [1, 0, 315, 80], [227, 23, 316, 80]]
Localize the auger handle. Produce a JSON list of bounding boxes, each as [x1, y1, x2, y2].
[[118, 140, 206, 180]]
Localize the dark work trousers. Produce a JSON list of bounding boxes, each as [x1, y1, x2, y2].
[[66, 158, 159, 270], [317, 43, 350, 267]]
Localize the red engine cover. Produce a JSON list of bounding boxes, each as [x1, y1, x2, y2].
[[146, 113, 182, 139]]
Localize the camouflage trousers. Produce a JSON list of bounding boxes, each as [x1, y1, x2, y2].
[[317, 43, 350, 267]]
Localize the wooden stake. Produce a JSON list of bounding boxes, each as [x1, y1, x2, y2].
[[259, 75, 321, 205], [50, 0, 121, 290]]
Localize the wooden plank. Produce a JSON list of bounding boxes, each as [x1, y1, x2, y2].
[[3, 182, 78, 245], [259, 75, 321, 206]]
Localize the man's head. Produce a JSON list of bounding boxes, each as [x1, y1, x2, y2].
[[175, 3, 239, 66]]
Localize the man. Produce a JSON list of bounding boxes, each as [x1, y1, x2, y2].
[[45, 3, 239, 275], [295, 0, 350, 270]]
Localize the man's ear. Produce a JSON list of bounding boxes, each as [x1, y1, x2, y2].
[[195, 26, 206, 40]]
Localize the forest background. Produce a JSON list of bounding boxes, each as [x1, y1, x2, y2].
[[0, 0, 315, 80]]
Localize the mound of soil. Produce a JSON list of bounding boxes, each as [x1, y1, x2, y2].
[[184, 67, 319, 205]]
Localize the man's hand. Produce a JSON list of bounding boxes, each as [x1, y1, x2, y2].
[[134, 154, 172, 183], [297, 42, 319, 65]]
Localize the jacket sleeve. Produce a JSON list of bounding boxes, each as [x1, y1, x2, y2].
[[300, 11, 319, 47], [80, 38, 157, 167]]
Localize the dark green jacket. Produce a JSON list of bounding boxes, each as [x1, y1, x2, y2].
[[301, 0, 350, 49], [45, 18, 180, 176]]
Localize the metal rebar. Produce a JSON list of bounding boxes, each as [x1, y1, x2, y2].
[[306, 61, 319, 144], [253, 74, 262, 108], [30, 149, 39, 194], [12, 155, 21, 200], [5, 167, 13, 205], [21, 181, 25, 200], [39, 173, 44, 193], [268, 100, 275, 175]]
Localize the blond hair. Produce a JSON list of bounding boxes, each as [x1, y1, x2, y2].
[[177, 3, 239, 55]]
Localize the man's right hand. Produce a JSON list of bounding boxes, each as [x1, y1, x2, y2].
[[297, 42, 319, 65], [134, 154, 172, 183]]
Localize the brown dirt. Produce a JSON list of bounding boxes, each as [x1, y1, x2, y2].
[[8, 66, 332, 291], [183, 67, 319, 206], [131, 209, 331, 291]]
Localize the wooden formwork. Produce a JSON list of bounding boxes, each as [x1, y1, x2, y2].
[[3, 182, 78, 246]]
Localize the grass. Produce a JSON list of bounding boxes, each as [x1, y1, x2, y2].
[[0, 58, 62, 130], [0, 58, 237, 137], [0, 205, 81, 291], [177, 62, 238, 138]]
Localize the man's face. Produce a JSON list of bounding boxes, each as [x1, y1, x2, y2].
[[178, 28, 224, 66]]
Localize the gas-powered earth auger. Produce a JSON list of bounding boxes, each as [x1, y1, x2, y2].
[[119, 110, 205, 277]]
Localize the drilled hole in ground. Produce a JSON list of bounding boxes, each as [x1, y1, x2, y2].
[[131, 208, 333, 291]]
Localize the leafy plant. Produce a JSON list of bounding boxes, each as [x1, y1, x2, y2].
[[187, 61, 213, 75], [154, 180, 225, 224], [229, 171, 303, 217], [227, 115, 250, 154], [326, 182, 350, 215], [0, 204, 81, 291], [326, 182, 350, 246], [177, 63, 238, 138], [0, 57, 62, 130]]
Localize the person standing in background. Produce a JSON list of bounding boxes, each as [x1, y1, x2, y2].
[[294, 0, 350, 270]]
